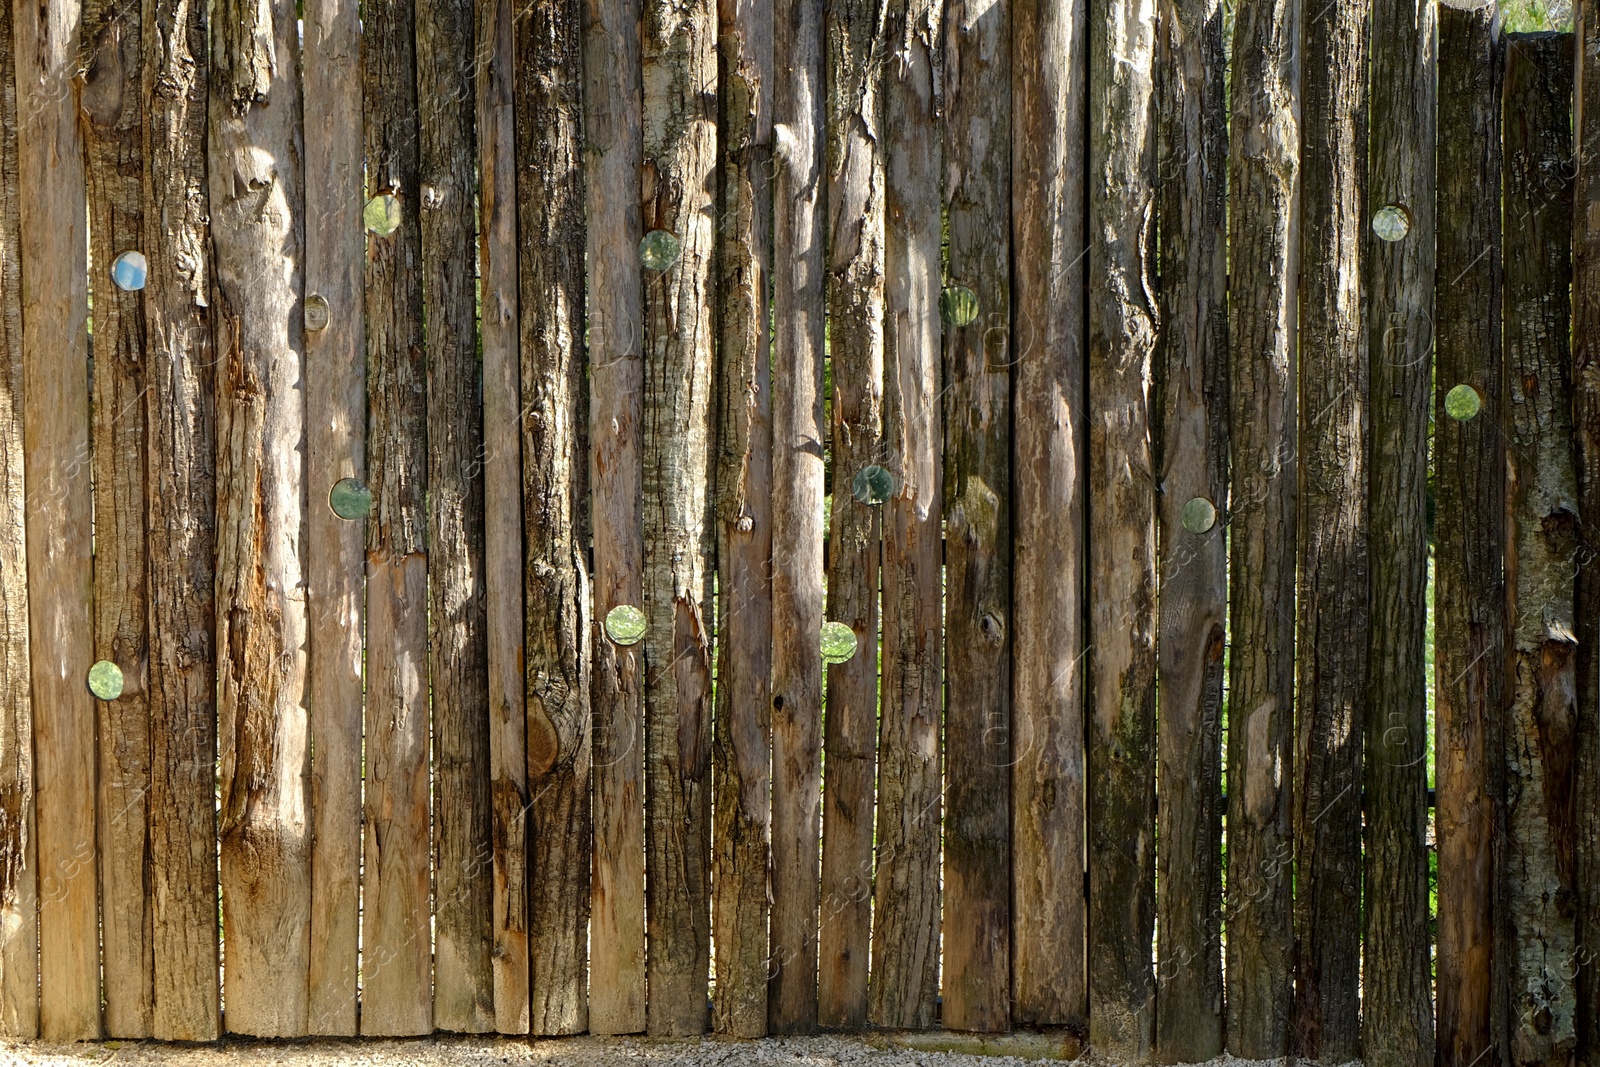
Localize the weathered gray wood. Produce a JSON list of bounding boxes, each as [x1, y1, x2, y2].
[[583, 0, 647, 1031], [768, 0, 826, 1034], [1291, 0, 1366, 1059], [942, 0, 1012, 1034], [1501, 32, 1576, 1067], [361, 0, 431, 1032], [209, 0, 311, 1031], [819, 0, 883, 1030], [301, 0, 365, 1034], [1151, 0, 1225, 1054], [478, 0, 526, 1034], [0, 0, 35, 1037], [82, 0, 151, 1037], [516, 0, 592, 1035], [419, 0, 494, 1032], [711, 0, 774, 1036], [641, 0, 717, 1034], [1223, 0, 1299, 1053], [1011, 0, 1087, 1031], [1085, 0, 1157, 1054], [1437, 9, 1506, 1067], [868, 0, 941, 1028]]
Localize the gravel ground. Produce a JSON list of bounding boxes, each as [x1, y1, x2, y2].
[[0, 1034, 1352, 1067]]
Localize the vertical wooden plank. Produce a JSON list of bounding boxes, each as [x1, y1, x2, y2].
[[480, 0, 527, 1035], [1150, 0, 1226, 1054], [209, 0, 311, 1032], [82, 0, 151, 1037], [419, 0, 495, 1032], [517, 0, 592, 1035], [1291, 0, 1367, 1059], [143, 0, 218, 1035], [1436, 9, 1506, 1067], [0, 0, 35, 1037], [768, 0, 826, 1034], [15, 0, 98, 1038], [1501, 32, 1577, 1067], [819, 0, 883, 1030], [1363, 0, 1436, 1063], [942, 0, 1012, 1034], [641, 0, 717, 1034], [711, 0, 774, 1036], [1011, 0, 1087, 1031], [868, 0, 941, 1028], [302, 0, 366, 1033], [361, 0, 431, 1033], [584, 0, 647, 1030], [1223, 0, 1299, 1054]]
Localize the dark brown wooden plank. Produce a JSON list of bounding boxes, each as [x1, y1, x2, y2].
[[1151, 0, 1226, 1054], [942, 0, 1012, 1034], [711, 0, 774, 1035], [516, 0, 592, 1034], [819, 0, 883, 1029], [868, 0, 941, 1029], [1501, 32, 1577, 1067], [208, 0, 311, 1031]]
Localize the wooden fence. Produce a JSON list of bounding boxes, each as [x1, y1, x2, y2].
[[0, 0, 1593, 1062]]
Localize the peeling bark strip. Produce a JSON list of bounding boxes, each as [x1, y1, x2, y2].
[[768, 0, 826, 1034], [1437, 10, 1506, 1067], [82, 0, 151, 1036], [819, 0, 883, 1031], [867, 0, 941, 1029], [711, 0, 774, 1036], [1011, 0, 1087, 1031], [583, 0, 646, 1030], [1502, 33, 1578, 1067], [1151, 0, 1225, 1053], [0, 0, 35, 1039], [301, 0, 365, 1034], [942, 0, 1012, 1035], [641, 0, 717, 1034], [1223, 0, 1298, 1053], [361, 0, 431, 1034], [420, 0, 494, 1031], [516, 0, 592, 1036], [208, 0, 310, 1034], [1291, 0, 1366, 1059], [478, 0, 526, 1034]]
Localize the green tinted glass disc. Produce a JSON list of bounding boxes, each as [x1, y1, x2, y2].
[[820, 621, 858, 665], [605, 604, 647, 646], [88, 660, 124, 701], [329, 478, 373, 520]]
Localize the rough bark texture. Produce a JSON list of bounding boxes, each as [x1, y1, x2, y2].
[[711, 0, 774, 1036], [301, 0, 366, 1036], [1502, 33, 1577, 1067], [1223, 0, 1299, 1055], [583, 0, 647, 1030], [1151, 0, 1226, 1054], [361, 0, 431, 1032], [1291, 0, 1366, 1059], [517, 0, 592, 1036], [208, 0, 310, 1032], [82, 0, 152, 1037], [478, 0, 527, 1034], [641, 0, 717, 1034], [867, 0, 941, 1028], [1437, 9, 1507, 1067], [819, 0, 883, 1029], [942, 0, 1012, 1034], [420, 0, 494, 1032], [768, 0, 826, 1034], [1011, 0, 1087, 1031], [1085, 0, 1158, 1055], [1362, 2, 1436, 1065], [0, 0, 35, 1038]]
